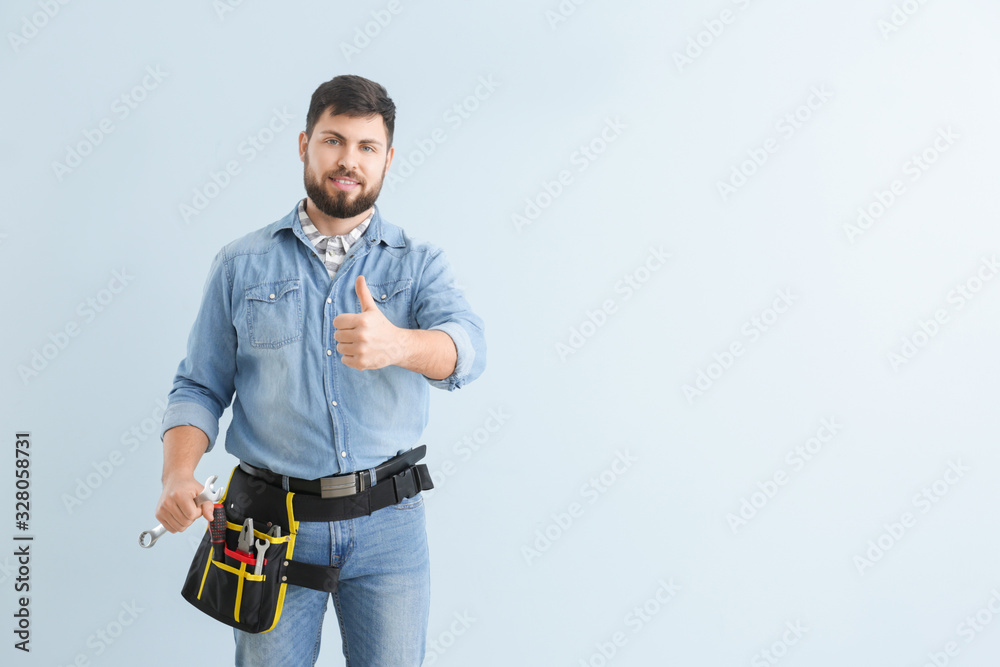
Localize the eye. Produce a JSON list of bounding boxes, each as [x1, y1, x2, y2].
[[325, 138, 339, 145], [363, 146, 375, 152]]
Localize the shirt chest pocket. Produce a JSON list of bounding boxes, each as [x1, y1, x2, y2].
[[245, 279, 304, 349], [356, 278, 412, 328]]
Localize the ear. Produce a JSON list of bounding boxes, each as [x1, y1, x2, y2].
[[384, 145, 394, 174], [298, 131, 309, 163]]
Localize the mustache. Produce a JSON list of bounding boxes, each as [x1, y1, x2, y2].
[[327, 171, 363, 184]]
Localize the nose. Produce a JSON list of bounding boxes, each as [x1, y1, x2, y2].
[[337, 145, 361, 173]]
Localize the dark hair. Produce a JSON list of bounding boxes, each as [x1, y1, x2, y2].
[[305, 74, 396, 148]]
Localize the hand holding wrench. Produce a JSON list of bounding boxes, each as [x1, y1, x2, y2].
[[139, 475, 223, 548]]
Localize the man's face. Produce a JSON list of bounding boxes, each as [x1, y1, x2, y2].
[[299, 110, 394, 219]]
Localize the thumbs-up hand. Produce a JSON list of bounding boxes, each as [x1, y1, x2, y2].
[[332, 275, 403, 370]]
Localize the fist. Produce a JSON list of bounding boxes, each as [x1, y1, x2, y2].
[[155, 476, 214, 534]]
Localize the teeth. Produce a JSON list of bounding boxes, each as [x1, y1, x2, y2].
[[334, 179, 356, 185]]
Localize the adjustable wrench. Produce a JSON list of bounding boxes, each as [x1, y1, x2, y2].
[[139, 475, 223, 548]]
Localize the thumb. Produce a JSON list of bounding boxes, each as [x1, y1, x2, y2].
[[356, 275, 378, 312]]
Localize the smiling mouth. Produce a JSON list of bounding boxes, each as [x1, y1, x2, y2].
[[330, 176, 360, 191]]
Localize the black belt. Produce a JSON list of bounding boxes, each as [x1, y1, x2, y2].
[[231, 454, 434, 524], [239, 445, 429, 499]]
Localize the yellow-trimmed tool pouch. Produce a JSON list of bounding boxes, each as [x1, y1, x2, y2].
[[180, 465, 340, 634]]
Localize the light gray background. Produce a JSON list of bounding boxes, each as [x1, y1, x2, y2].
[[2, 1, 999, 665]]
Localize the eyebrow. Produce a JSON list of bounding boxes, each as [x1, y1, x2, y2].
[[318, 130, 384, 147]]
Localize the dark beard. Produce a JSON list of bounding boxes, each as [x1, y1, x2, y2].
[[303, 159, 386, 220]]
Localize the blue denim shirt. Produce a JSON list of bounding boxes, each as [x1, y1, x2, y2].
[[159, 201, 486, 478]]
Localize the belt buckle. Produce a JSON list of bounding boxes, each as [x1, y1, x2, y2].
[[319, 473, 361, 499]]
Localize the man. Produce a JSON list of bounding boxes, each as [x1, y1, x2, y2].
[[154, 74, 486, 666]]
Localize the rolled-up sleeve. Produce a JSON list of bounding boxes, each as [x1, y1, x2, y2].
[[159, 247, 238, 451], [413, 247, 486, 390]]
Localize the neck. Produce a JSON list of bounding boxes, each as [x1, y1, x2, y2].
[[305, 198, 372, 236]]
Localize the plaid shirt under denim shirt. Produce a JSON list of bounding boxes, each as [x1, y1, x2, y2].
[[158, 200, 486, 478], [297, 197, 370, 279]]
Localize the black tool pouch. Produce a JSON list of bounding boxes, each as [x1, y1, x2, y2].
[[180, 465, 340, 633]]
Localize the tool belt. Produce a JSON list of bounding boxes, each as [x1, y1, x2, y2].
[[180, 446, 434, 633]]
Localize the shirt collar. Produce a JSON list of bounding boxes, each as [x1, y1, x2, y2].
[[298, 197, 371, 241], [271, 200, 405, 248]]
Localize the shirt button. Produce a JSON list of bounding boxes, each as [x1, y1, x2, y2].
[[340, 451, 347, 458], [331, 400, 338, 407], [269, 293, 276, 300], [327, 298, 332, 304], [380, 294, 387, 300], [327, 349, 332, 356]]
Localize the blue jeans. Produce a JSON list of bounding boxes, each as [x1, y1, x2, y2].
[[233, 492, 430, 666]]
